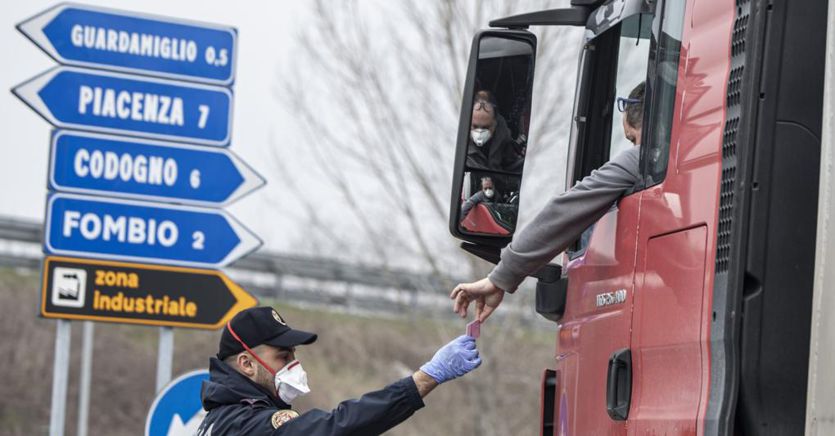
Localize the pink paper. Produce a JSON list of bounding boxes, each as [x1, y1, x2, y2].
[[466, 320, 481, 339]]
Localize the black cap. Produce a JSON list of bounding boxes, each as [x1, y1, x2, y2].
[[217, 307, 317, 360]]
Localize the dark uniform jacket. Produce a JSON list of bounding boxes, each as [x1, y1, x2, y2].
[[198, 358, 425, 435], [466, 115, 524, 174]]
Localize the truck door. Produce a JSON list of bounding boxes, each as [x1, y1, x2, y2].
[[624, 1, 700, 433], [557, 8, 654, 435]]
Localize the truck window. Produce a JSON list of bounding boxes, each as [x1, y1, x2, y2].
[[610, 14, 652, 159], [568, 10, 653, 187], [641, 0, 685, 186], [568, 0, 686, 257], [569, 12, 652, 258]]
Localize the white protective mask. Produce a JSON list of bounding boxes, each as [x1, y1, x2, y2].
[[274, 360, 310, 404], [484, 188, 495, 199], [471, 128, 492, 147]]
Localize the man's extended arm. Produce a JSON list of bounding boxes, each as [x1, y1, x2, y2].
[[488, 146, 641, 292], [274, 336, 479, 435], [273, 376, 425, 436]]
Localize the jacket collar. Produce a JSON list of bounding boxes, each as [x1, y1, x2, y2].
[[201, 357, 291, 411]]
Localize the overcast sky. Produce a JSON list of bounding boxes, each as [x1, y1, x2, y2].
[[0, 0, 310, 252]]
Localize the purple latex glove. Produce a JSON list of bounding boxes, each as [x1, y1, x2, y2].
[[419, 335, 482, 384]]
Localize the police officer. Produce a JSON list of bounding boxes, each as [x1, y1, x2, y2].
[[198, 307, 481, 435]]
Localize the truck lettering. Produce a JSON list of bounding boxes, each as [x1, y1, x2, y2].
[[595, 289, 627, 308]]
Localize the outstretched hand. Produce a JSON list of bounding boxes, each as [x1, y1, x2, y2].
[[419, 335, 482, 384], [450, 277, 505, 322]]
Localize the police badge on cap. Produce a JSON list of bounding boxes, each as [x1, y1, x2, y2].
[[272, 309, 287, 325]]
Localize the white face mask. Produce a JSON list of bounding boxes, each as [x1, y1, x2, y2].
[[484, 188, 495, 199], [471, 128, 492, 146], [274, 360, 310, 404]]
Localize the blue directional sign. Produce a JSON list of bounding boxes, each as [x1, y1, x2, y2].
[[45, 194, 261, 268], [49, 131, 264, 206], [145, 369, 209, 436], [18, 4, 236, 85], [12, 67, 233, 146]]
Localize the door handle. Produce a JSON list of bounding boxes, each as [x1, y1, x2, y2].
[[606, 348, 632, 421]]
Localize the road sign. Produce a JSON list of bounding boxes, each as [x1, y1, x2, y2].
[[12, 67, 233, 146], [145, 369, 210, 436], [18, 4, 236, 85], [49, 131, 265, 206], [42, 256, 257, 329], [44, 193, 261, 268]]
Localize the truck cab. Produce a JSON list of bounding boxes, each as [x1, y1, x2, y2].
[[448, 0, 829, 434]]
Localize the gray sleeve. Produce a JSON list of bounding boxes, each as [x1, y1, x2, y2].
[[461, 191, 486, 218], [488, 146, 641, 292]]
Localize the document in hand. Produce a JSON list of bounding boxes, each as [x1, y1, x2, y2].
[[466, 320, 481, 339]]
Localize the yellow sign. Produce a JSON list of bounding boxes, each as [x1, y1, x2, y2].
[[41, 256, 257, 329]]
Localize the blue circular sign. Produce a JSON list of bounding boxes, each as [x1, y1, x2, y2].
[[145, 369, 210, 436]]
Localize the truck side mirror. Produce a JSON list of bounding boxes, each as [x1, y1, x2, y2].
[[449, 31, 537, 250]]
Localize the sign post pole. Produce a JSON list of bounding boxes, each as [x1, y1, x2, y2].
[[49, 319, 71, 436], [76, 321, 94, 436], [156, 327, 174, 393]]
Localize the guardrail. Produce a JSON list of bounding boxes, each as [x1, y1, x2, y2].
[[0, 215, 529, 320]]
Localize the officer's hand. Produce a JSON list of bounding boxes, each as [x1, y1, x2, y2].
[[450, 277, 505, 322], [419, 335, 481, 384]]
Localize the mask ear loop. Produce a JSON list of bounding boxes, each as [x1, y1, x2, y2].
[[226, 321, 277, 376]]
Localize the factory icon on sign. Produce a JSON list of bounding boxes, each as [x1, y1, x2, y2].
[[51, 267, 86, 308]]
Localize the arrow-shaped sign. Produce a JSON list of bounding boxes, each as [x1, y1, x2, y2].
[[49, 131, 265, 206], [17, 3, 237, 85], [41, 256, 257, 329], [12, 67, 233, 146], [44, 193, 261, 268]]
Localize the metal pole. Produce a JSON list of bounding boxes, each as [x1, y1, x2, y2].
[[156, 327, 174, 392], [77, 322, 94, 436], [807, 2, 835, 432], [49, 319, 71, 436]]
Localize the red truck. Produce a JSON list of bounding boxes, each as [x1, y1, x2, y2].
[[448, 0, 832, 434]]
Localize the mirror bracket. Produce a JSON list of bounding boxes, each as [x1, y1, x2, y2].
[[531, 263, 561, 282], [461, 242, 501, 265], [489, 6, 591, 29], [460, 242, 563, 284], [534, 264, 567, 322]]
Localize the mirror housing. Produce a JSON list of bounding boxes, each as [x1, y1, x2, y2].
[[489, 6, 591, 28], [449, 30, 537, 252]]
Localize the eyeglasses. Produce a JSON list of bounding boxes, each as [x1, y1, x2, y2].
[[616, 97, 641, 112], [473, 100, 496, 112]]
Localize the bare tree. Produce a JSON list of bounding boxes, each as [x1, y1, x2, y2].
[[273, 0, 581, 278]]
